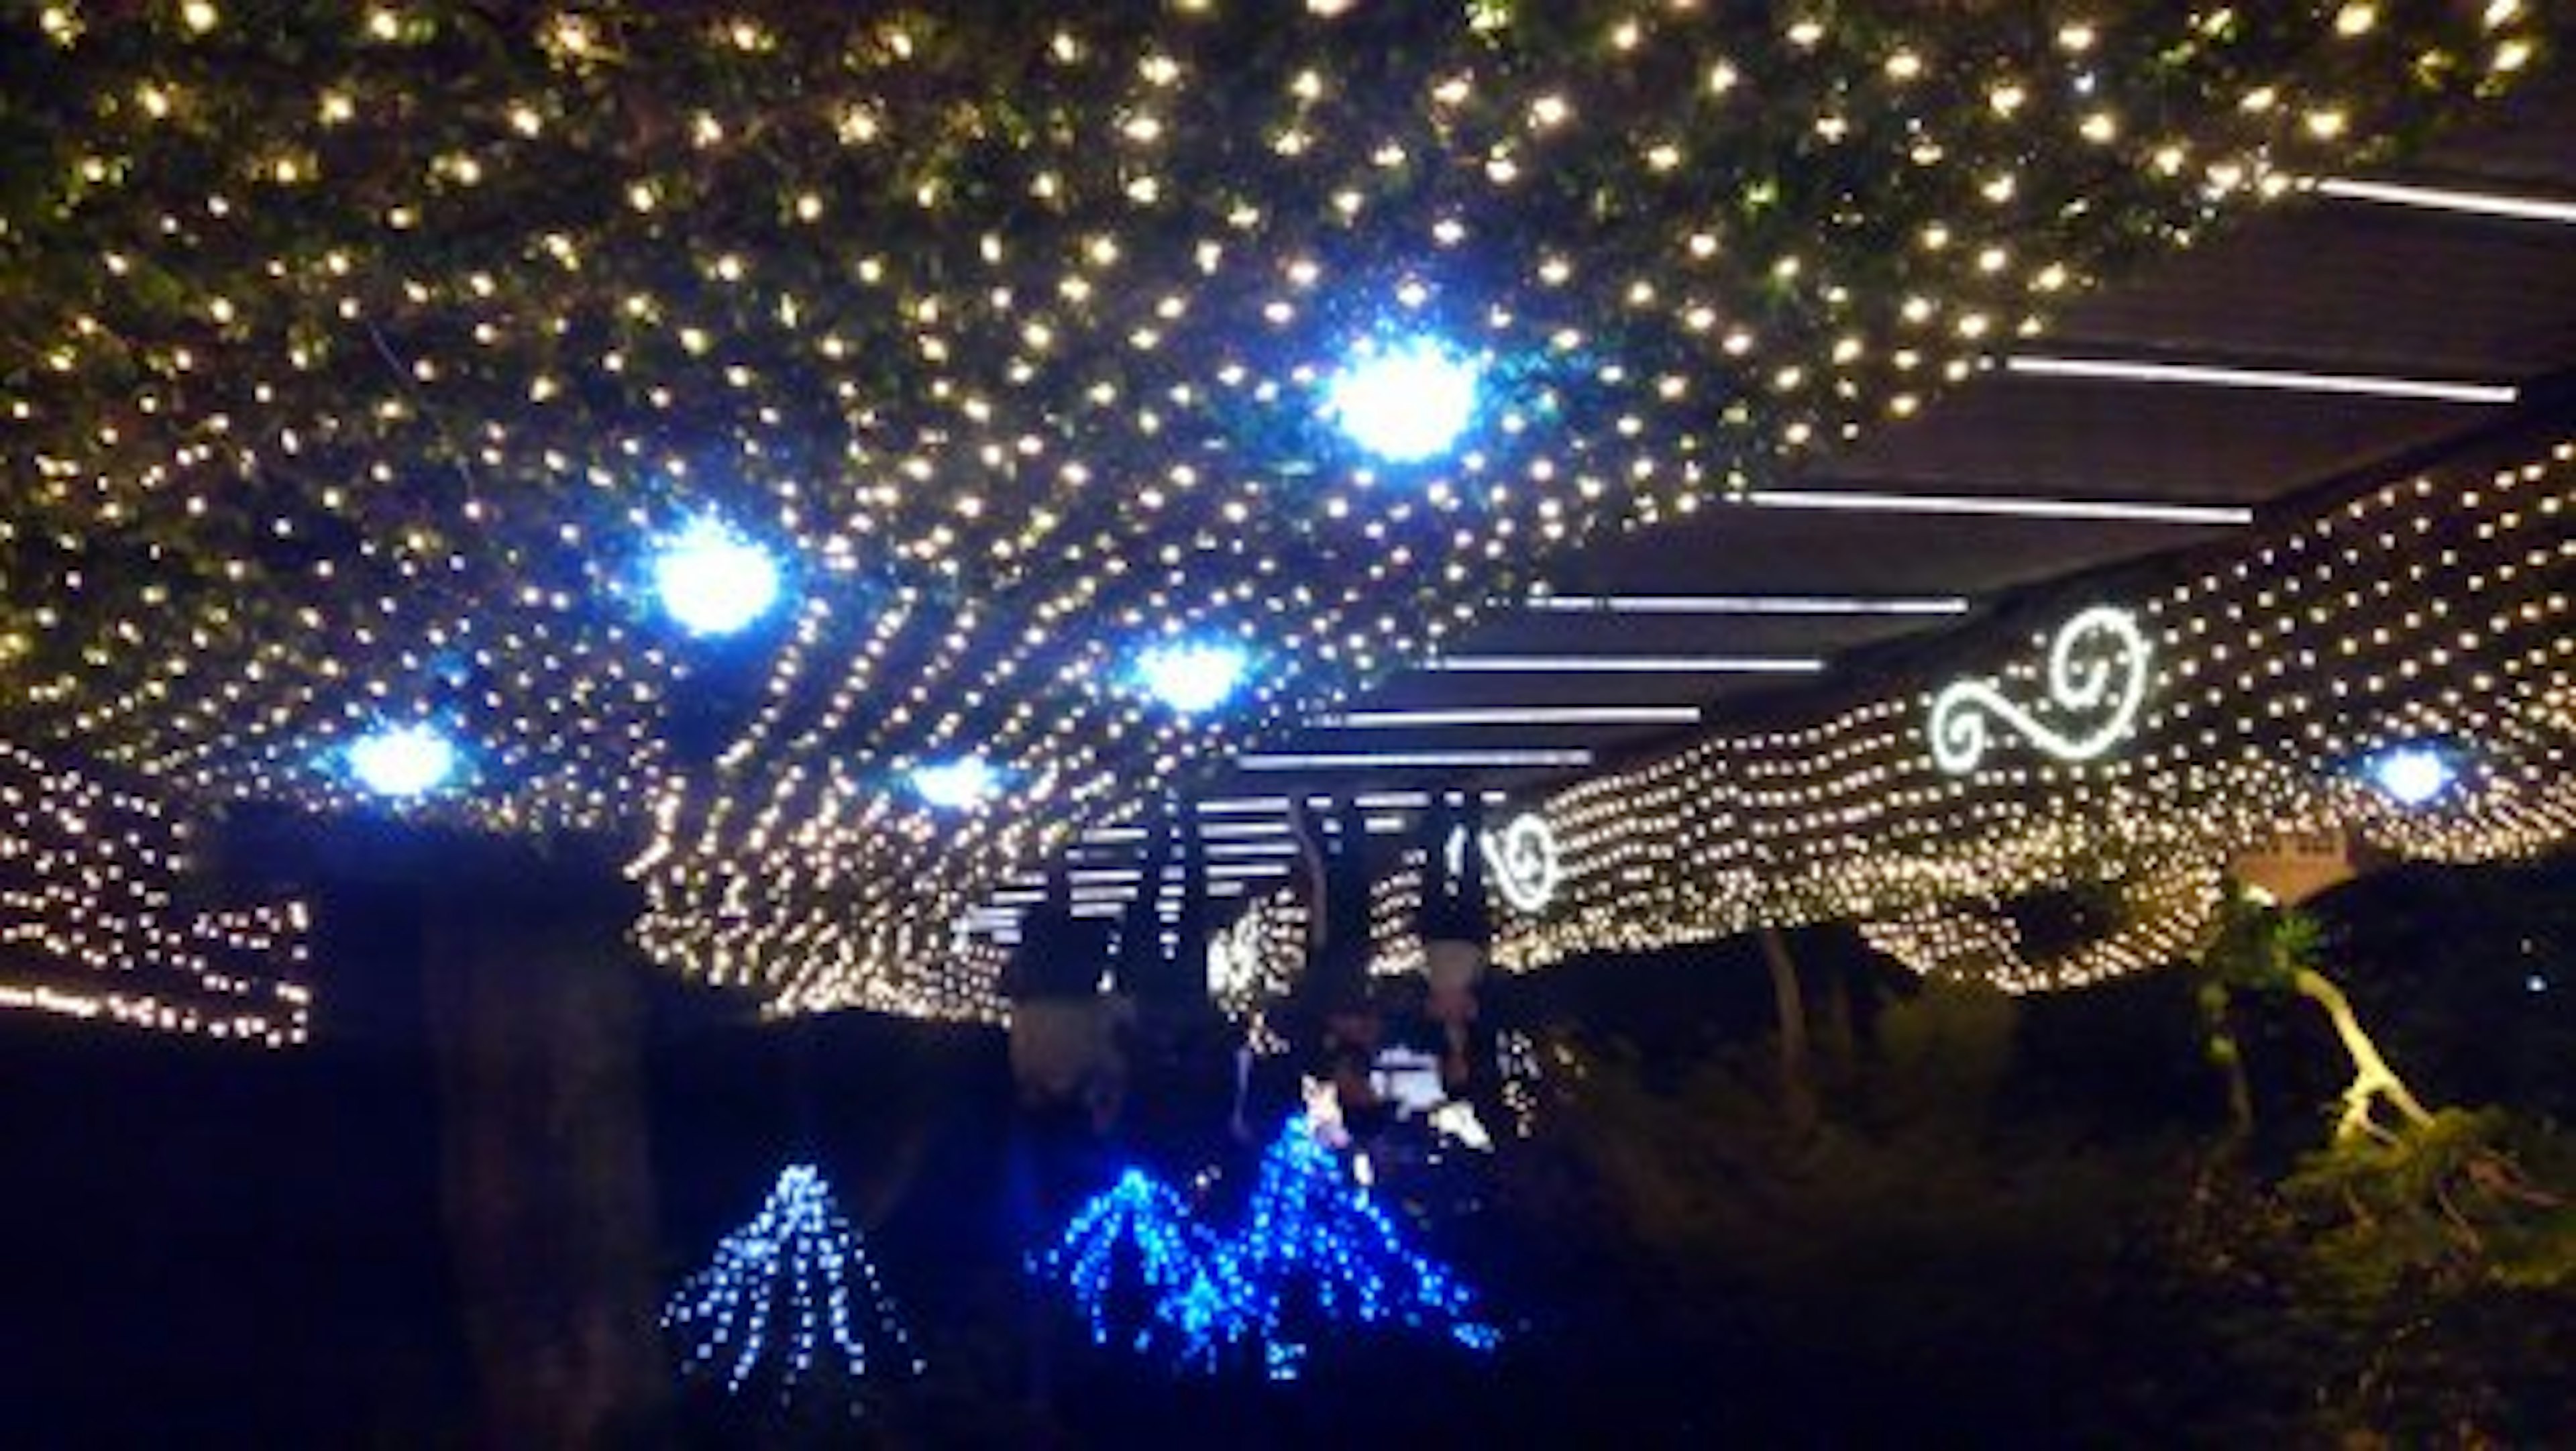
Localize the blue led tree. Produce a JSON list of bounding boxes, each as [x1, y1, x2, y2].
[[1033, 1120, 1498, 1377], [1030, 1167, 1237, 1368], [664, 1163, 924, 1405], [1218, 1120, 1501, 1373]]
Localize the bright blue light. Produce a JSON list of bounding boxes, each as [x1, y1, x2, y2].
[[1031, 1119, 1498, 1376], [1134, 641, 1252, 714], [663, 1163, 923, 1401], [2369, 745, 2455, 807], [345, 722, 460, 798], [1030, 1168, 1231, 1365], [1324, 337, 1481, 463], [910, 757, 1000, 810], [651, 515, 785, 636]]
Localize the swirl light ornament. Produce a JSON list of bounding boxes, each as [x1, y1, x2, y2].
[[1927, 605, 2154, 775], [1479, 813, 1564, 915]]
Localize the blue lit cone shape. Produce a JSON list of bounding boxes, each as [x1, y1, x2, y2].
[[1218, 1120, 1498, 1361], [1032, 1167, 1239, 1366]]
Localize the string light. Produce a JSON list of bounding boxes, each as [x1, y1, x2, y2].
[[1224, 433, 2575, 1000], [1032, 1119, 1498, 1377], [910, 758, 1001, 811], [0, 743, 311, 1043], [665, 1163, 924, 1402], [0, 3, 2544, 1024]]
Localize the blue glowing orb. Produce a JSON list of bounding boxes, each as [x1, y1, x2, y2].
[[1324, 337, 1481, 463], [651, 516, 786, 637], [345, 722, 460, 798], [910, 757, 1000, 810], [1134, 641, 1252, 714], [2369, 745, 2455, 807]]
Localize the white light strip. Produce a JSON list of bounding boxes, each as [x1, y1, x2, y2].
[[1204, 841, 1301, 859], [2005, 354, 2516, 405], [1209, 861, 1292, 879], [1312, 705, 1702, 729], [1426, 655, 1825, 674], [1195, 797, 1294, 816], [1526, 594, 1970, 616], [1079, 790, 1507, 841], [1237, 749, 1595, 770], [2314, 175, 2576, 226], [1748, 488, 2252, 526]]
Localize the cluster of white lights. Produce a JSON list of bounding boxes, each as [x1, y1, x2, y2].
[[345, 721, 463, 799], [2368, 744, 2457, 808], [1928, 605, 2154, 773], [650, 516, 788, 638], [1322, 337, 1483, 464], [1234, 433, 2574, 1000], [1132, 641, 1255, 716], [0, 2, 2543, 1024], [0, 742, 312, 1043]]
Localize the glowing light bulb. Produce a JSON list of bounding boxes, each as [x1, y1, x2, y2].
[[910, 757, 1000, 810], [1134, 640, 1252, 714], [651, 516, 785, 636], [1324, 336, 1481, 462], [345, 722, 460, 798], [2369, 745, 2455, 806]]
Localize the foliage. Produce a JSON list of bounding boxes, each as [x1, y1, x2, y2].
[[2199, 887, 2326, 993], [2282, 1108, 2576, 1299]]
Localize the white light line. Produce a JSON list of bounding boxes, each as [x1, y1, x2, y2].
[[1748, 488, 2252, 526], [1313, 704, 1702, 729], [1204, 841, 1301, 859], [2313, 175, 2576, 226], [1525, 594, 1970, 616], [1209, 861, 1293, 879], [2005, 354, 2516, 405], [1238, 749, 1595, 770], [1426, 655, 1825, 674], [1195, 797, 1294, 816]]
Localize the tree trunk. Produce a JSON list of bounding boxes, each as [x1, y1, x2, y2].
[[2198, 985, 2257, 1140], [1759, 928, 1818, 1136], [2290, 967, 2434, 1142], [422, 850, 668, 1446]]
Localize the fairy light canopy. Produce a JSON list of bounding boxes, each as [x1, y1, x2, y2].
[[0, 1, 2548, 1024]]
